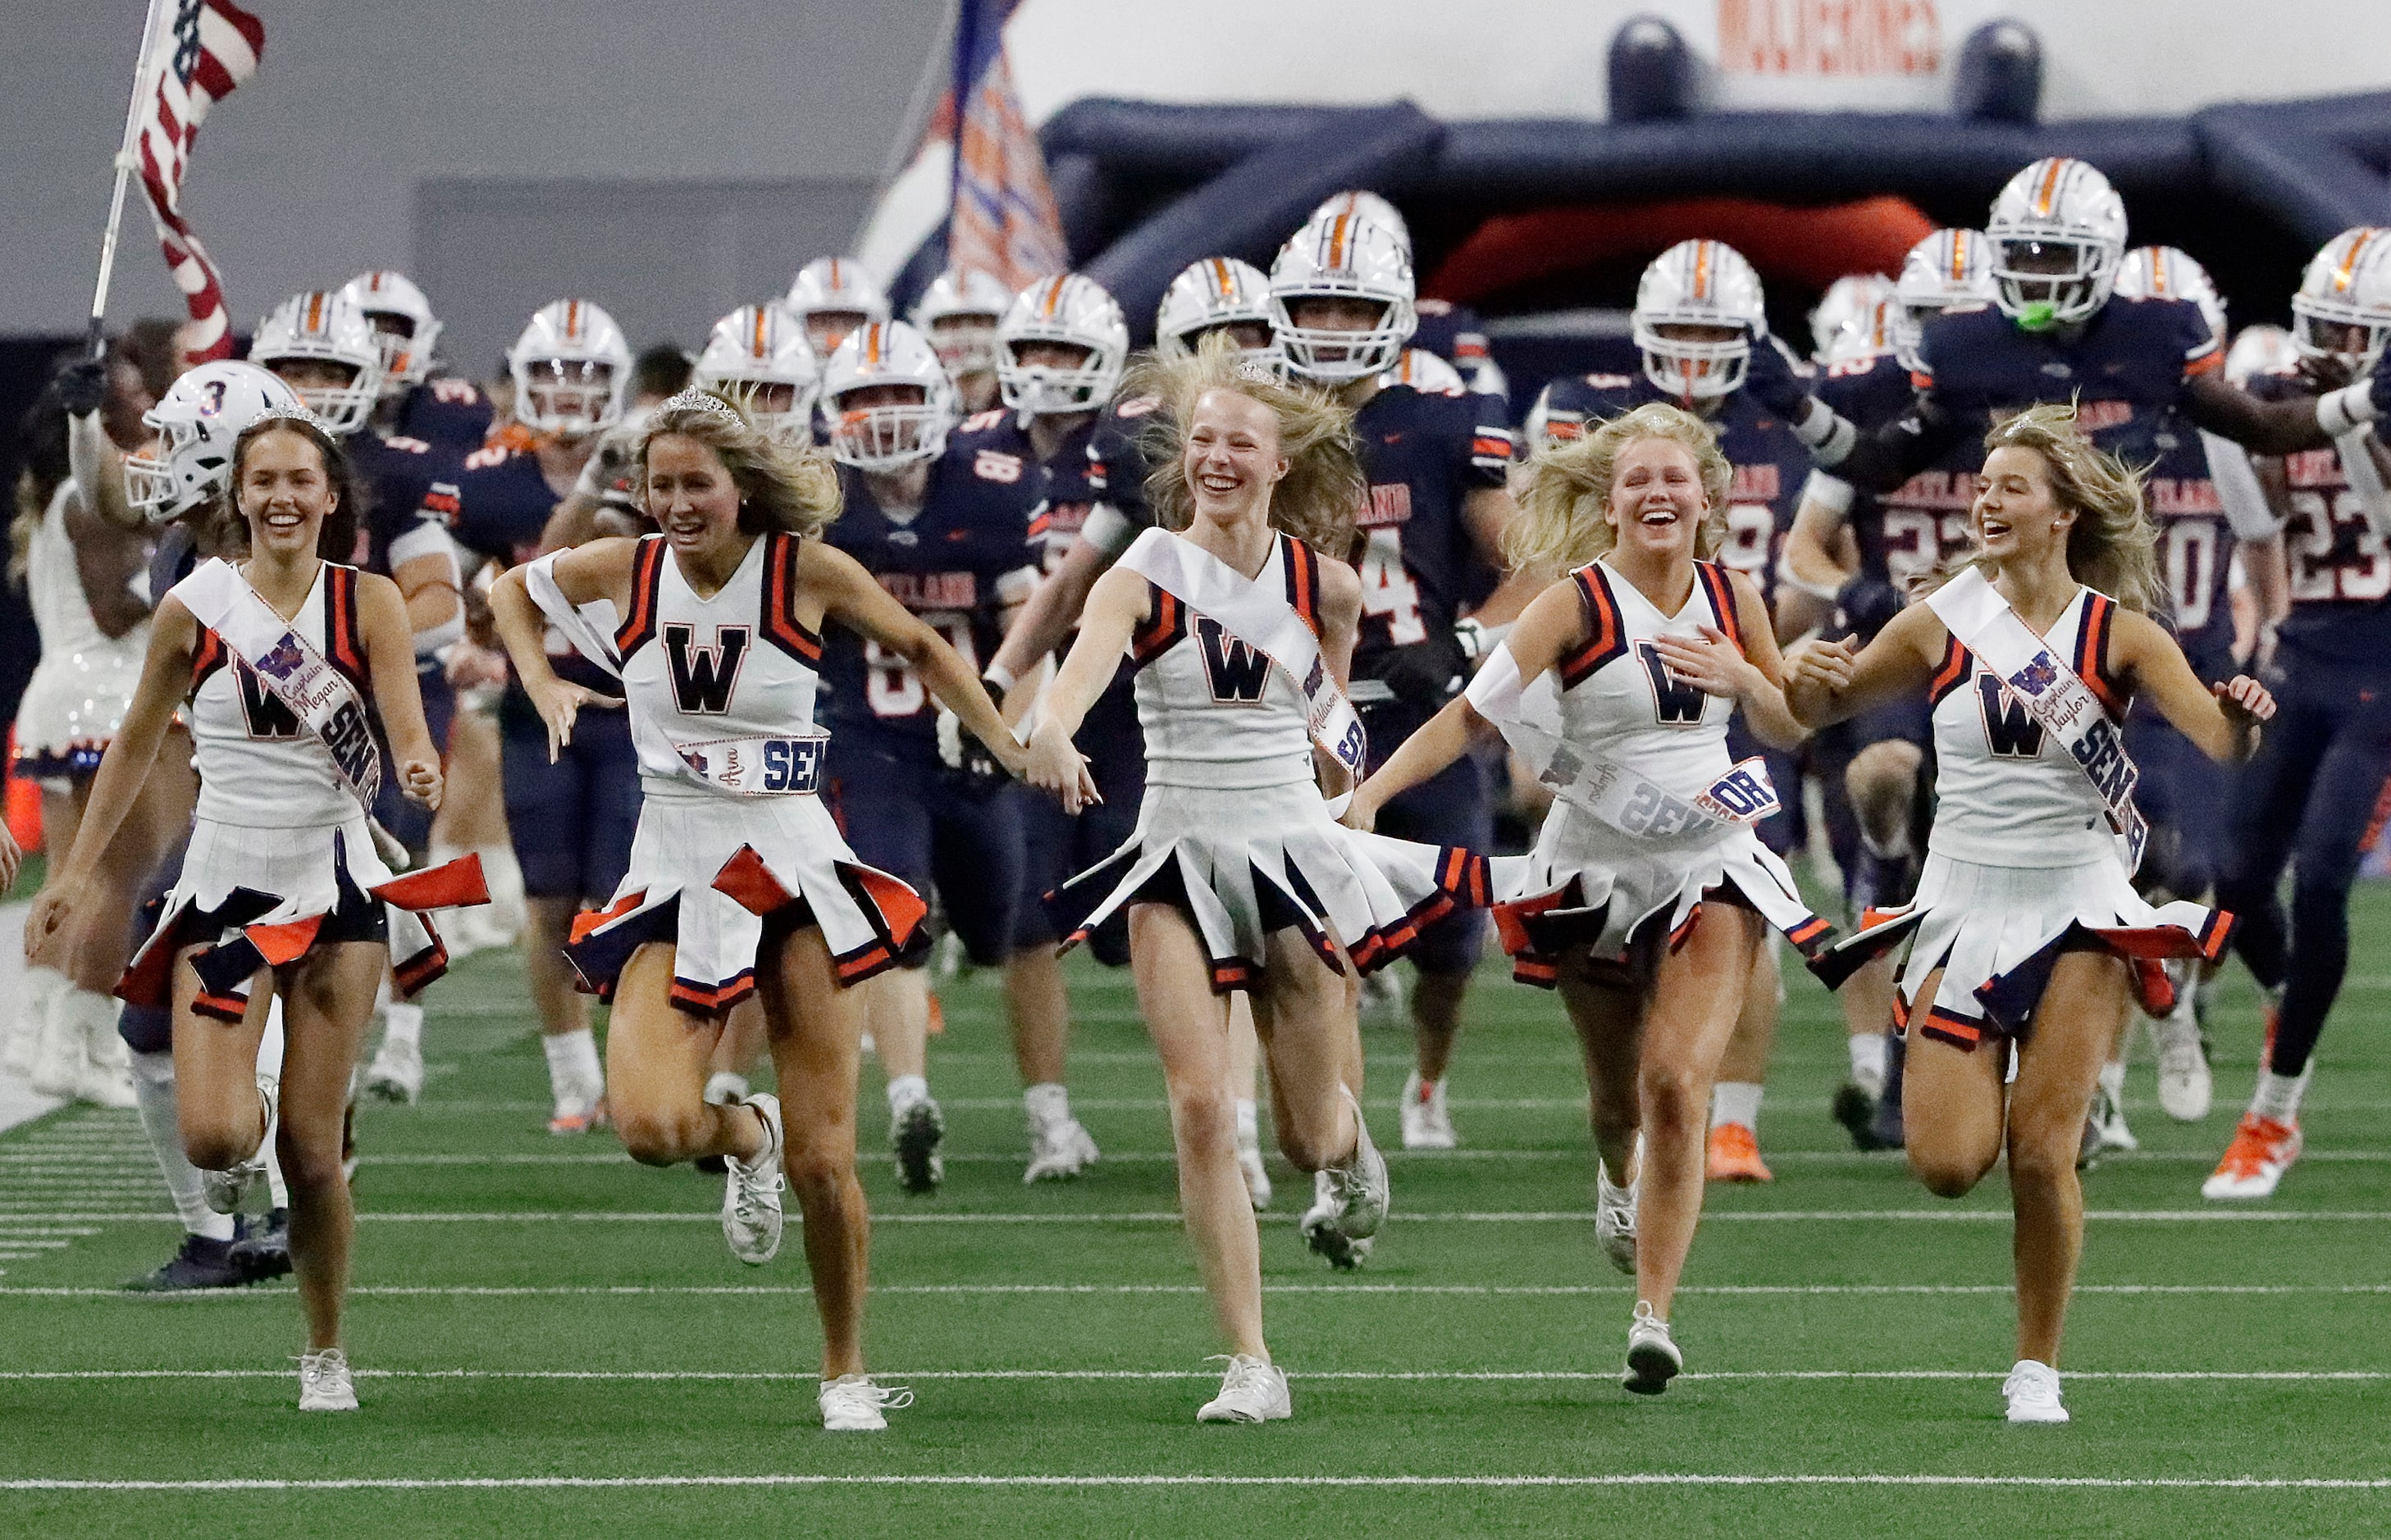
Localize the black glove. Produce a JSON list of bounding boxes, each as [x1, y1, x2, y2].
[[2368, 367, 2391, 421], [1835, 573, 1904, 641], [55, 358, 108, 418], [1743, 334, 1814, 422], [1373, 636, 1466, 713]]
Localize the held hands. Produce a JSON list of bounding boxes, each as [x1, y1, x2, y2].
[[1782, 636, 1859, 699], [1646, 625, 1763, 702], [25, 873, 87, 958], [400, 758, 444, 810], [1024, 717, 1102, 815], [1338, 781, 1380, 832], [445, 641, 509, 691], [527, 673, 622, 763]]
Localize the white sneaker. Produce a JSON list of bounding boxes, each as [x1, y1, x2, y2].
[[363, 1032, 424, 1104], [2150, 1009, 2212, 1123], [819, 1374, 912, 1432], [721, 1093, 787, 1265], [1196, 1354, 1291, 1424], [891, 1094, 945, 1196], [1399, 1069, 1457, 1150], [1237, 1137, 1273, 1211], [2, 966, 63, 1078], [298, 1347, 359, 1411], [2002, 1359, 2068, 1424], [1299, 1089, 1388, 1270], [2090, 1080, 2138, 1153], [1024, 1117, 1098, 1182], [702, 1072, 750, 1107], [1595, 1151, 1639, 1276], [1623, 1301, 1681, 1395], [206, 1075, 276, 1214], [27, 988, 84, 1098], [548, 1084, 607, 1136]]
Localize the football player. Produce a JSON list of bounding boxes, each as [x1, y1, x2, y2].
[[912, 267, 1015, 414], [692, 302, 820, 443], [1527, 239, 1817, 1181], [2202, 228, 2391, 1200], [339, 271, 492, 456], [1309, 189, 1508, 400], [787, 257, 892, 358], [1272, 211, 1531, 1156], [1809, 272, 1896, 367]]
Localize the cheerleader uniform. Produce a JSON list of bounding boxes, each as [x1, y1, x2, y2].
[[558, 532, 926, 1012], [118, 560, 482, 1021], [1046, 531, 1485, 989], [1818, 586, 2235, 1049], [1481, 558, 1827, 986], [12, 481, 148, 786]]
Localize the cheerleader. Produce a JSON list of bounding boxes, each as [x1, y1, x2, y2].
[[1786, 403, 2273, 1424], [1027, 345, 1481, 1424], [1343, 402, 1823, 1396], [27, 408, 471, 1410], [489, 391, 1028, 1433]]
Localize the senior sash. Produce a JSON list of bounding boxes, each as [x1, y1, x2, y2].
[[522, 549, 625, 680], [1116, 528, 1368, 779], [1464, 643, 1780, 844], [174, 559, 382, 812], [1924, 567, 2147, 873], [673, 732, 828, 797]]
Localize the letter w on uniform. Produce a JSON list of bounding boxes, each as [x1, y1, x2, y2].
[[1636, 641, 1707, 725], [664, 623, 751, 714], [1196, 617, 1271, 704], [1977, 674, 2045, 758]]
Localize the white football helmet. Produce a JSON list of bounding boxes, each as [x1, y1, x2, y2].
[[2225, 324, 2301, 388], [508, 299, 632, 438], [1157, 257, 1280, 367], [2115, 245, 2226, 345], [997, 274, 1129, 417], [337, 271, 442, 394], [787, 257, 891, 358], [1383, 347, 1467, 394], [125, 361, 305, 523], [1986, 157, 2129, 330], [1270, 216, 1417, 383], [820, 320, 957, 472], [1309, 190, 1410, 256], [1890, 228, 1996, 374], [249, 291, 385, 436], [910, 267, 1013, 380], [2289, 227, 2391, 375], [1809, 273, 1895, 366], [1632, 239, 1768, 400], [692, 303, 819, 439]]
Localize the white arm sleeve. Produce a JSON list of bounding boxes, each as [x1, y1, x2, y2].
[[2199, 431, 2282, 541], [1080, 503, 1141, 559], [2335, 428, 2391, 542]]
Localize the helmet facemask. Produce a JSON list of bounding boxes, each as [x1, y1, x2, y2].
[[1272, 293, 1412, 383], [827, 383, 951, 472], [927, 315, 1001, 379], [513, 358, 622, 438], [2291, 298, 2391, 375], [997, 338, 1114, 417], [1992, 237, 2118, 331], [1635, 320, 1752, 402]]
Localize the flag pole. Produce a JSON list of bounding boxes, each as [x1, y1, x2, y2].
[[88, 0, 172, 358]]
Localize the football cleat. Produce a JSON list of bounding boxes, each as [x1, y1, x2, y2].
[[892, 1094, 947, 1196], [1024, 1116, 1099, 1183], [2150, 1005, 2214, 1123], [819, 1374, 912, 1432], [1357, 966, 1406, 1030], [298, 1347, 359, 1412], [1832, 1081, 1889, 1151], [2202, 1114, 2302, 1201], [1595, 1150, 1639, 1276], [2090, 1078, 2138, 1153], [1398, 1069, 1457, 1150], [1197, 1354, 1291, 1424], [548, 1086, 607, 1137], [721, 1093, 787, 1266], [363, 1030, 423, 1104], [122, 1231, 249, 1293], [1623, 1301, 1681, 1395], [231, 1208, 293, 1283], [2002, 1359, 2068, 1424], [1705, 1122, 1773, 1183]]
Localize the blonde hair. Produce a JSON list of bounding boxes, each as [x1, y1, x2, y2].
[[638, 392, 842, 539], [1954, 400, 2157, 611], [1506, 401, 1733, 578], [1125, 336, 1366, 553]]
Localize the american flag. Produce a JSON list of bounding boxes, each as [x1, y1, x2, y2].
[[941, 0, 1065, 293], [134, 0, 264, 362]]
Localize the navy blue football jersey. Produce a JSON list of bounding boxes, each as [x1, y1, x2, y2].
[[1411, 298, 1497, 390], [1910, 295, 2220, 460], [823, 423, 1039, 756], [346, 431, 459, 579], [1079, 395, 1159, 558], [391, 376, 494, 458], [443, 444, 616, 695], [2246, 368, 2391, 666], [1350, 380, 1513, 683], [1535, 371, 1809, 606], [1813, 351, 1979, 595]]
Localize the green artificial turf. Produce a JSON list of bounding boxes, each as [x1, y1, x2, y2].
[[2, 882, 2387, 1538]]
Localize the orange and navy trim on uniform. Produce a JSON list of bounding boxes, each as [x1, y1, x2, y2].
[[1784, 914, 1832, 955], [1928, 634, 1973, 706], [324, 563, 369, 687], [670, 969, 758, 1017], [192, 627, 228, 690], [1559, 563, 1627, 686], [1694, 560, 1741, 651], [1919, 1005, 1987, 1050], [1132, 583, 1188, 666], [760, 531, 824, 664], [1280, 537, 1322, 639], [2074, 592, 2124, 718], [614, 535, 668, 658]]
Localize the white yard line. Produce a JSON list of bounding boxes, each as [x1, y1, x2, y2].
[[4, 1281, 2388, 1300], [2, 1368, 2384, 1383], [5, 1473, 2389, 1493], [5, 1206, 2389, 1223]]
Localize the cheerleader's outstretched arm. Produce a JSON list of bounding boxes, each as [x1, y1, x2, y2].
[[1782, 601, 1942, 730], [2108, 608, 2275, 763], [1024, 563, 1149, 813]]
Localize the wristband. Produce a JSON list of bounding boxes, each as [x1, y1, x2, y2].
[[982, 662, 1016, 694], [1782, 570, 1844, 603], [2316, 384, 2380, 438], [1797, 468, 1855, 517]]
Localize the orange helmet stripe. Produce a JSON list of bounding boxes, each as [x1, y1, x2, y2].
[[305, 292, 325, 332], [2335, 230, 2379, 293], [1210, 257, 1230, 298], [1691, 241, 1712, 301], [752, 306, 769, 358], [2033, 159, 2065, 217], [1949, 230, 1968, 282], [565, 299, 582, 339]]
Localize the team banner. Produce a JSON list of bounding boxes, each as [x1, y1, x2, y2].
[[132, 0, 265, 363], [1464, 642, 1781, 843], [1116, 528, 1368, 779], [173, 558, 383, 812], [1924, 567, 2147, 872], [672, 733, 828, 798]]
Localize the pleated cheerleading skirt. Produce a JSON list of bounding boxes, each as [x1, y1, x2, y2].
[[1043, 777, 1490, 992], [1809, 850, 2236, 1051], [119, 815, 487, 1022], [13, 645, 147, 785], [562, 782, 926, 1017], [1486, 806, 1831, 987]]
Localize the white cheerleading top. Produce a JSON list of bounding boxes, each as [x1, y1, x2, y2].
[[29, 481, 147, 667], [1129, 532, 1326, 791], [1547, 558, 1746, 809], [182, 561, 369, 829], [1927, 585, 2127, 868], [614, 531, 828, 792]]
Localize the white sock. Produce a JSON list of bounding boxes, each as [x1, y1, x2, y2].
[[477, 843, 527, 929], [1234, 1098, 1260, 1146], [381, 1000, 425, 1050], [1848, 1032, 1888, 1089], [129, 1050, 236, 1241], [2098, 1059, 2126, 1099], [1024, 1082, 1070, 1126], [543, 1028, 602, 1096], [2251, 1068, 2310, 1123], [1711, 1081, 1764, 1131], [886, 1073, 929, 1115], [252, 999, 291, 1207]]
